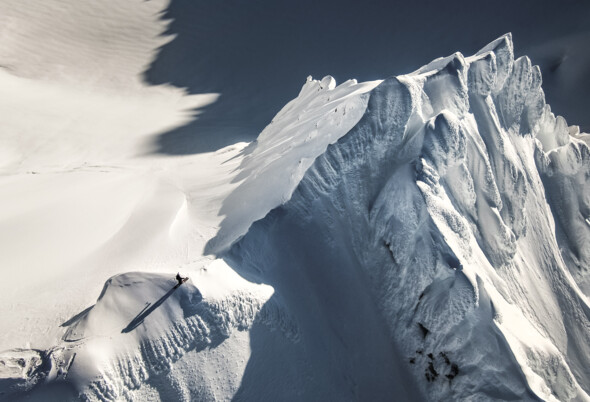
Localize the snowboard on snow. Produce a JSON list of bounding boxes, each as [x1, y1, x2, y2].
[[174, 277, 189, 288]]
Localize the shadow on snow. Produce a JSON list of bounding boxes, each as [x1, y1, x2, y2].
[[144, 0, 590, 155], [121, 285, 179, 334]]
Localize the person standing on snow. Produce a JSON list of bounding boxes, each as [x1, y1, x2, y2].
[[175, 272, 187, 286]]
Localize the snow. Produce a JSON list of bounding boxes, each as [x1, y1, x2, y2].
[[207, 75, 381, 253], [0, 1, 589, 400], [225, 34, 590, 400]]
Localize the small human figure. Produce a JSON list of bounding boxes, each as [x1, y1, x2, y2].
[[175, 272, 186, 286]]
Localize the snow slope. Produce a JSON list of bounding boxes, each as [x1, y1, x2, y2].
[[3, 32, 589, 401], [223, 34, 590, 400], [0, 0, 589, 399]]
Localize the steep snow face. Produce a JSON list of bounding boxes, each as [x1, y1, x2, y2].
[[208, 75, 381, 253], [227, 34, 590, 400], [537, 129, 590, 295], [4, 33, 589, 401]]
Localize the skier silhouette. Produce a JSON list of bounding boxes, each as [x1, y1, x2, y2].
[[175, 272, 187, 287]]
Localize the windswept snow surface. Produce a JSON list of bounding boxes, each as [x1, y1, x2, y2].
[[0, 6, 589, 400]]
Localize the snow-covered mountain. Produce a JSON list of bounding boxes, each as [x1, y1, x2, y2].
[[222, 34, 590, 401], [1, 1, 589, 399], [2, 31, 589, 401]]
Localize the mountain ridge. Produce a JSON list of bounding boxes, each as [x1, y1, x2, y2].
[[2, 33, 589, 401]]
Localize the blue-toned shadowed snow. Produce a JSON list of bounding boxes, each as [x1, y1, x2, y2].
[[1, 2, 590, 401], [145, 0, 590, 154]]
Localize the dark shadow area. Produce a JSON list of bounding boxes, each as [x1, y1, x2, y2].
[[0, 348, 79, 402], [121, 286, 178, 333], [224, 206, 425, 401], [60, 305, 93, 327], [145, 0, 590, 154], [230, 304, 310, 401], [5, 381, 78, 402]]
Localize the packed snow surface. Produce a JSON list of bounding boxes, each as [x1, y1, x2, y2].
[[0, 2, 589, 400]]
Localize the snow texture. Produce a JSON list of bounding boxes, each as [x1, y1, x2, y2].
[[2, 31, 590, 401], [225, 33, 590, 401]]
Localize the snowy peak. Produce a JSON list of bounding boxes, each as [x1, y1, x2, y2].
[[3, 33, 589, 401], [206, 75, 381, 254], [474, 32, 514, 94], [225, 34, 590, 400]]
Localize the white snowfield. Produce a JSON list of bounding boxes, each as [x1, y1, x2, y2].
[[0, 6, 589, 400]]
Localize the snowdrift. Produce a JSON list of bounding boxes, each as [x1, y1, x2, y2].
[[2, 34, 590, 401], [0, 264, 289, 401]]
